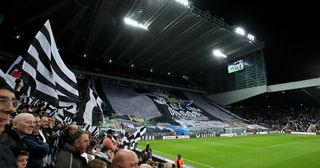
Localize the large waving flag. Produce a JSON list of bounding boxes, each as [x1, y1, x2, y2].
[[76, 79, 104, 134], [122, 125, 147, 150], [83, 86, 104, 126], [22, 20, 79, 108]]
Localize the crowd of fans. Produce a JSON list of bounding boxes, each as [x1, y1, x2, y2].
[[0, 77, 184, 168], [3, 70, 320, 168], [229, 106, 320, 132]]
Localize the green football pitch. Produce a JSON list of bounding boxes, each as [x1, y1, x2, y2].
[[138, 134, 320, 168]]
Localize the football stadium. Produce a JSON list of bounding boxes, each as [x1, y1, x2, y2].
[[0, 0, 319, 168]]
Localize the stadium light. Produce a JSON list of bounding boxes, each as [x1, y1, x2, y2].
[[131, 64, 134, 68], [174, 0, 190, 8], [182, 75, 188, 80], [16, 35, 21, 39], [247, 33, 255, 42], [150, 69, 153, 72], [108, 59, 112, 63], [124, 17, 148, 30], [235, 27, 245, 36], [213, 49, 227, 58]]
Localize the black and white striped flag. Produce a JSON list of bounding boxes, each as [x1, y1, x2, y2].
[[83, 124, 99, 137], [4, 56, 24, 89], [0, 69, 5, 79], [122, 125, 147, 150], [22, 20, 79, 108], [83, 86, 104, 126]]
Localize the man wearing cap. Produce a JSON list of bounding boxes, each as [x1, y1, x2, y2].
[[0, 77, 20, 167], [102, 129, 118, 152]]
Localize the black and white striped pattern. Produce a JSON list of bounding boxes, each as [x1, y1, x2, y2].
[[84, 124, 99, 137], [4, 56, 24, 89], [83, 80, 104, 126], [122, 125, 147, 150], [0, 69, 5, 79], [22, 20, 78, 107]]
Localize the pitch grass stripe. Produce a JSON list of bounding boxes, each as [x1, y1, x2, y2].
[[152, 149, 214, 168]]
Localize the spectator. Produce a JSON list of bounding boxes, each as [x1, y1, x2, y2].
[[112, 149, 139, 168], [54, 130, 89, 168], [174, 154, 184, 168], [22, 113, 49, 168], [40, 115, 55, 167], [87, 159, 107, 168], [142, 143, 152, 163], [15, 149, 29, 168], [17, 104, 32, 113], [0, 77, 18, 167], [0, 113, 35, 152], [58, 123, 78, 149], [139, 163, 152, 168], [103, 129, 118, 152], [101, 145, 114, 161]]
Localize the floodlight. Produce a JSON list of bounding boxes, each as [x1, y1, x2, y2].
[[235, 27, 245, 36], [175, 0, 190, 8], [213, 49, 227, 58], [247, 34, 255, 42], [124, 17, 148, 30]]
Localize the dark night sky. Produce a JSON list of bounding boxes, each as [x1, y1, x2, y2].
[[194, 0, 320, 85]]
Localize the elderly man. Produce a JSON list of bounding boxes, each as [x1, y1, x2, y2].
[[23, 113, 49, 168], [0, 113, 35, 148], [112, 149, 139, 168], [54, 130, 89, 168], [0, 77, 18, 167]]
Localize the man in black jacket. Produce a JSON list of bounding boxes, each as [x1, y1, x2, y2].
[[0, 77, 19, 168], [23, 113, 49, 168]]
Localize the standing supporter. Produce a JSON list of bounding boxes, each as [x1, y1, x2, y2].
[[58, 123, 78, 149], [174, 154, 184, 168], [0, 77, 19, 167], [142, 143, 152, 163], [54, 130, 89, 168], [87, 159, 107, 168], [40, 115, 55, 167], [22, 113, 49, 168], [0, 113, 35, 151], [139, 163, 152, 168], [112, 149, 139, 168], [102, 129, 118, 152], [17, 104, 32, 113]]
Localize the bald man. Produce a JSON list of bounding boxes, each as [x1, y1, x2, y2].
[[139, 163, 152, 168], [112, 149, 139, 168]]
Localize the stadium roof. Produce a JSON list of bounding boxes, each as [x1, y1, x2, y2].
[[0, 0, 264, 76], [230, 78, 320, 107]]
